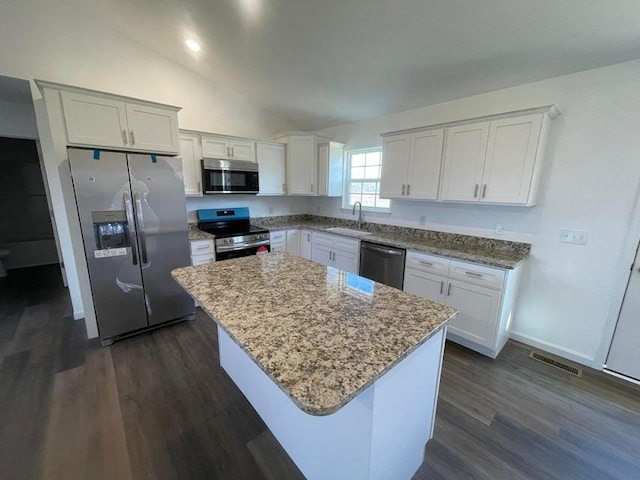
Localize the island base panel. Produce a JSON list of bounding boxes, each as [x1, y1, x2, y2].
[[218, 327, 446, 480]]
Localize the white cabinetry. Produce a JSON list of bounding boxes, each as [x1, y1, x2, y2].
[[311, 232, 359, 274], [317, 142, 345, 197], [61, 91, 180, 154], [381, 130, 444, 200], [190, 239, 215, 265], [202, 134, 256, 162], [300, 229, 313, 259], [270, 230, 287, 253], [286, 229, 301, 256], [179, 133, 203, 197], [403, 250, 522, 358], [280, 134, 316, 195], [256, 142, 286, 195]]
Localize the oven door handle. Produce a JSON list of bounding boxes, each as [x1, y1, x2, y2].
[[216, 239, 270, 252]]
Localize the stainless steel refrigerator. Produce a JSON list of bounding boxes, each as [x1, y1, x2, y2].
[[69, 148, 194, 345]]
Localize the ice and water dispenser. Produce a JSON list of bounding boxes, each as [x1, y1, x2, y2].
[[91, 210, 131, 257]]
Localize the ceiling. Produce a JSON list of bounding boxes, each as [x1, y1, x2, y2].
[[69, 0, 640, 129]]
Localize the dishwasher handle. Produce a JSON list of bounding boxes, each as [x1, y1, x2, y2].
[[362, 243, 405, 256]]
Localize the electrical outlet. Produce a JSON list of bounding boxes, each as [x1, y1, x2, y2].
[[419, 215, 426, 225], [560, 229, 589, 245], [495, 224, 504, 235], [268, 207, 274, 214]]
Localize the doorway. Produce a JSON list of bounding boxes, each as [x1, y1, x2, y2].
[[606, 242, 640, 381]]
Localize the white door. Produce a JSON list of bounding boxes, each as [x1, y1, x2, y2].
[[179, 133, 203, 197], [607, 246, 640, 380], [229, 139, 256, 161], [287, 135, 316, 195], [311, 243, 332, 266], [202, 135, 230, 158], [481, 114, 543, 204], [445, 279, 501, 349], [317, 143, 329, 196], [61, 92, 128, 149], [439, 122, 489, 202], [380, 134, 410, 199], [300, 230, 313, 259], [124, 103, 179, 154], [403, 270, 447, 304], [407, 129, 444, 200], [256, 142, 286, 195], [286, 229, 301, 256]]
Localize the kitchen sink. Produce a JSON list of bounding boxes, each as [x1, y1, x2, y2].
[[325, 227, 372, 236]]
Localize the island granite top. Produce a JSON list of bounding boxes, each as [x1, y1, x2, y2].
[[172, 253, 456, 416]]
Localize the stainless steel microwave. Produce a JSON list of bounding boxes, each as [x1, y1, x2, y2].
[[202, 158, 259, 194]]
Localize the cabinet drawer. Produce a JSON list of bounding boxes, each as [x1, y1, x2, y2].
[[271, 244, 286, 253], [448, 260, 505, 290], [270, 230, 286, 243], [191, 254, 215, 266], [190, 240, 214, 256], [406, 251, 450, 276], [312, 232, 334, 248], [333, 237, 359, 254]]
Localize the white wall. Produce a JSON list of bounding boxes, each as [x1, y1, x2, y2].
[[316, 60, 640, 368], [0, 1, 298, 336]]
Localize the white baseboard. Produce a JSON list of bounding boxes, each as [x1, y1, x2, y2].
[[602, 368, 640, 386], [509, 331, 597, 369]]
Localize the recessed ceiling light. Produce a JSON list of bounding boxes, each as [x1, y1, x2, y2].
[[185, 39, 201, 52]]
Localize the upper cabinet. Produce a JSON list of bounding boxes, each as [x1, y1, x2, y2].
[[256, 141, 286, 196], [380, 130, 444, 200], [202, 134, 256, 161], [60, 91, 180, 154], [381, 105, 559, 206], [179, 133, 203, 197], [317, 141, 345, 197]]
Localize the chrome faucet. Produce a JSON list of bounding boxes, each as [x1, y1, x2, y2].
[[352, 201, 363, 230]]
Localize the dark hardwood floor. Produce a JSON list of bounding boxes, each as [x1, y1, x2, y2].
[[1, 264, 639, 479]]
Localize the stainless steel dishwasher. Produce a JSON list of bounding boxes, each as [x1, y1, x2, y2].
[[359, 241, 406, 289]]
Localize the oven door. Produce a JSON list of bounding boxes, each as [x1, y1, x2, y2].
[[202, 159, 259, 194], [216, 244, 270, 261]]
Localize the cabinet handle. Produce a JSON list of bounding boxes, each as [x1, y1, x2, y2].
[[311, 183, 314, 192], [407, 184, 410, 196], [196, 245, 209, 250], [329, 251, 332, 262], [129, 130, 135, 145], [482, 184, 487, 198], [227, 146, 230, 157], [419, 260, 433, 266], [197, 181, 201, 193], [464, 271, 483, 278], [440, 281, 444, 295], [447, 283, 452, 296], [473, 184, 479, 198], [307, 233, 310, 242], [231, 146, 234, 157], [402, 184, 405, 196], [122, 129, 128, 145]]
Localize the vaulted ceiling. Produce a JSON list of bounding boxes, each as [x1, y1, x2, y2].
[[65, 0, 640, 129]]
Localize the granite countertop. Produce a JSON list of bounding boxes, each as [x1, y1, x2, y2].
[[252, 215, 531, 269], [188, 223, 215, 241], [172, 254, 456, 416]]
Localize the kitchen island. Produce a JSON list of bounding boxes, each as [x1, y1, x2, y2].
[[172, 253, 456, 480]]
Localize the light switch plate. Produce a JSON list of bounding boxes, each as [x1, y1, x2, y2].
[[560, 229, 589, 245], [419, 215, 427, 225], [495, 224, 504, 235]]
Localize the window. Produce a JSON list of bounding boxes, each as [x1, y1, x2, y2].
[[343, 147, 390, 211]]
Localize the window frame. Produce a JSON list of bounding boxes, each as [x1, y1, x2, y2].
[[341, 146, 391, 213]]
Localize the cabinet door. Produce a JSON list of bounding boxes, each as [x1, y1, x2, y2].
[[61, 92, 128, 149], [334, 250, 359, 274], [229, 139, 256, 162], [317, 143, 329, 196], [287, 136, 316, 195], [407, 129, 444, 200], [256, 142, 286, 195], [311, 243, 332, 266], [445, 279, 501, 349], [403, 269, 447, 304], [202, 135, 230, 158], [300, 230, 313, 260], [124, 103, 179, 154], [439, 122, 489, 202], [481, 114, 543, 204], [286, 229, 301, 256], [179, 133, 203, 197], [380, 134, 410, 198]]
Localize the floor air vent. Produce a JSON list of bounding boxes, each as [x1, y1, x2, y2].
[[529, 351, 582, 377]]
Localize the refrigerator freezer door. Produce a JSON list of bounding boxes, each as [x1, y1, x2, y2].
[[68, 148, 149, 338], [127, 153, 194, 325]]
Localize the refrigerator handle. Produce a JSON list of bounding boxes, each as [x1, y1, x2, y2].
[[133, 192, 149, 265], [123, 191, 138, 266]]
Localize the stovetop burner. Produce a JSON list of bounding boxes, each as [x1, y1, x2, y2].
[[196, 208, 270, 257]]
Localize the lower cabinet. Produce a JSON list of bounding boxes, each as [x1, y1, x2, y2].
[[270, 230, 287, 253], [403, 250, 522, 358], [300, 229, 312, 259], [286, 229, 301, 256], [311, 232, 359, 274], [190, 239, 215, 265]]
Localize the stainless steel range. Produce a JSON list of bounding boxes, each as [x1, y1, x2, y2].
[[197, 208, 270, 260]]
